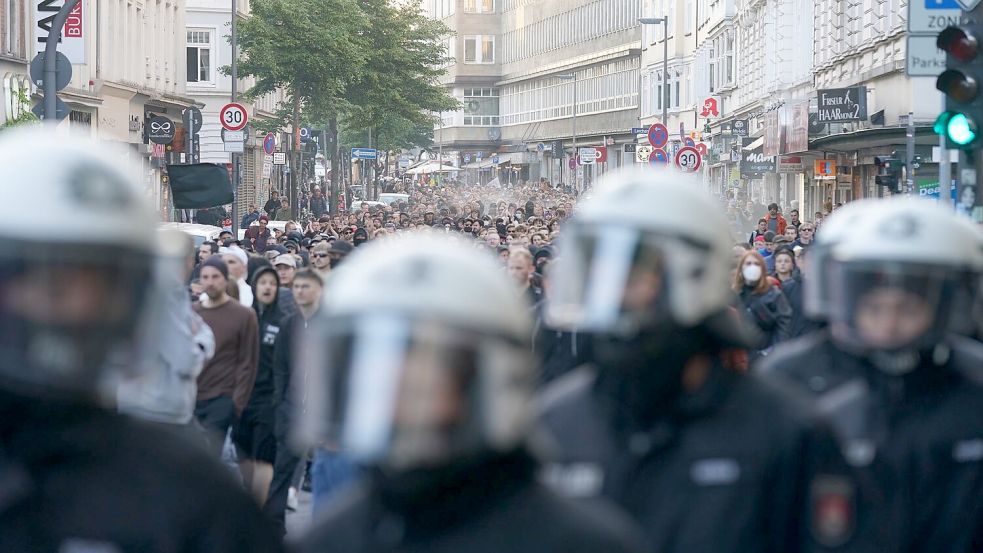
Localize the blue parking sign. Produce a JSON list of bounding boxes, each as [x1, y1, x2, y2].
[[925, 0, 960, 8]]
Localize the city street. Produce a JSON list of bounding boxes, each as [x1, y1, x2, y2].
[[0, 1, 981, 553]]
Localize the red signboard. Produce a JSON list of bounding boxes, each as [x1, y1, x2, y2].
[[65, 2, 83, 39]]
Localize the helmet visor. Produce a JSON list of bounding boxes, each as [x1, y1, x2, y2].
[[0, 245, 151, 399], [296, 314, 532, 469], [828, 262, 957, 351], [546, 224, 668, 335]]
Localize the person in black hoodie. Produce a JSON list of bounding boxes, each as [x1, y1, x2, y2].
[[234, 265, 294, 505]]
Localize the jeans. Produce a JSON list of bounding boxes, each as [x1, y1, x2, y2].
[[310, 448, 357, 514]]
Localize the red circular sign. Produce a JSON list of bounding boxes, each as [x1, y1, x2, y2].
[[220, 102, 248, 131], [649, 148, 669, 164], [648, 123, 669, 149], [674, 146, 702, 172]]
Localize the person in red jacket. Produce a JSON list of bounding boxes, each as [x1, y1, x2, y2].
[[761, 202, 787, 235]]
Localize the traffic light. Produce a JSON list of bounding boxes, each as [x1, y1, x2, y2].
[[874, 154, 904, 193], [935, 25, 983, 149]]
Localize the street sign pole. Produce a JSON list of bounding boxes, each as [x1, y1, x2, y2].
[[230, 0, 240, 238], [906, 111, 915, 195], [43, 0, 80, 124]]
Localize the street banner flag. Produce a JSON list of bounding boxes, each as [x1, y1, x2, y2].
[[166, 163, 233, 209]]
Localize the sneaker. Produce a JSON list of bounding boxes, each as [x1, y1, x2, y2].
[[287, 486, 298, 512]]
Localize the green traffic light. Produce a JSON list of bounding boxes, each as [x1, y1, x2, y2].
[[948, 112, 978, 145]]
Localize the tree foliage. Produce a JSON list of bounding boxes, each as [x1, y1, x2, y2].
[[235, 0, 457, 150]]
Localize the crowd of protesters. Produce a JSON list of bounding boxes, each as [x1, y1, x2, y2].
[[5, 125, 982, 553]]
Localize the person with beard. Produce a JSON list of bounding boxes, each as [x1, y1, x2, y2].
[[234, 265, 293, 505], [537, 168, 857, 553], [759, 198, 983, 553], [194, 257, 260, 457], [295, 233, 646, 553]]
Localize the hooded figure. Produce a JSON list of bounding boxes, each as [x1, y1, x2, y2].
[[232, 265, 296, 503], [352, 227, 369, 247]]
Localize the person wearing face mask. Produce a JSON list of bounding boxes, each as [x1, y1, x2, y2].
[[538, 168, 857, 553], [759, 198, 983, 553], [734, 250, 792, 355]]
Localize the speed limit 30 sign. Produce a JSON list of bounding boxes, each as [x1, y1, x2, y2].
[[220, 102, 249, 131], [674, 146, 702, 172]]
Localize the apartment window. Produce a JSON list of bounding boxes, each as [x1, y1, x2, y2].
[[186, 30, 213, 84], [462, 88, 500, 126], [464, 0, 494, 13], [464, 35, 495, 63], [724, 34, 734, 85]]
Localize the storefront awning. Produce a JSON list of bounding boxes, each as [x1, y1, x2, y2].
[[808, 125, 936, 152], [742, 136, 765, 151]]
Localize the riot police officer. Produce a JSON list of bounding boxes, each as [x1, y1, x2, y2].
[[295, 232, 646, 553], [760, 197, 983, 553], [0, 128, 280, 552], [537, 167, 855, 553]]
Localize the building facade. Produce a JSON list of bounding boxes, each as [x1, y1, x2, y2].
[[424, 0, 642, 189], [186, 0, 286, 220]]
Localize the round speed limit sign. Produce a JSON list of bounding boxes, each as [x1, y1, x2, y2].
[[220, 102, 248, 131], [674, 146, 702, 172]]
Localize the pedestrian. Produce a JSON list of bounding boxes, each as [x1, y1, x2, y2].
[[295, 234, 647, 553], [770, 246, 820, 339], [233, 264, 291, 505], [273, 253, 297, 289], [245, 215, 273, 253], [265, 269, 324, 537], [538, 168, 854, 553], [194, 256, 260, 458], [788, 208, 802, 230], [0, 128, 280, 552], [219, 245, 254, 306], [748, 217, 768, 245], [760, 197, 983, 552], [264, 190, 281, 218], [241, 204, 260, 229], [734, 250, 792, 354], [309, 186, 327, 218], [794, 221, 816, 247], [761, 202, 788, 234], [508, 247, 542, 306]]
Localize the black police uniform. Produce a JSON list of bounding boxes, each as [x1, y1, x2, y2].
[[0, 393, 282, 552], [298, 450, 647, 553], [537, 362, 856, 553], [759, 331, 983, 553]]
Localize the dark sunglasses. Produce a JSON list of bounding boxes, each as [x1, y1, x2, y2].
[[312, 253, 329, 258]]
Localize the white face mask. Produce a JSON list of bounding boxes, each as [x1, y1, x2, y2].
[[742, 264, 763, 283]]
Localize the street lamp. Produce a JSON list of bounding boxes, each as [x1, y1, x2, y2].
[[558, 73, 577, 191], [639, 17, 668, 126]]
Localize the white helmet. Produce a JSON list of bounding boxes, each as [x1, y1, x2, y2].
[[816, 197, 983, 370], [295, 232, 535, 470], [802, 200, 870, 319], [0, 127, 157, 401], [545, 167, 735, 335]]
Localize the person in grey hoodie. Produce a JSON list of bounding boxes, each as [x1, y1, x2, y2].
[[118, 230, 215, 431]]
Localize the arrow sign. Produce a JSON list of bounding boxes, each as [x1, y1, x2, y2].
[[648, 123, 669, 148], [32, 97, 69, 121], [649, 148, 669, 164]]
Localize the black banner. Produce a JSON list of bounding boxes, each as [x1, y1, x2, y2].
[[740, 137, 775, 178], [166, 163, 233, 209]]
